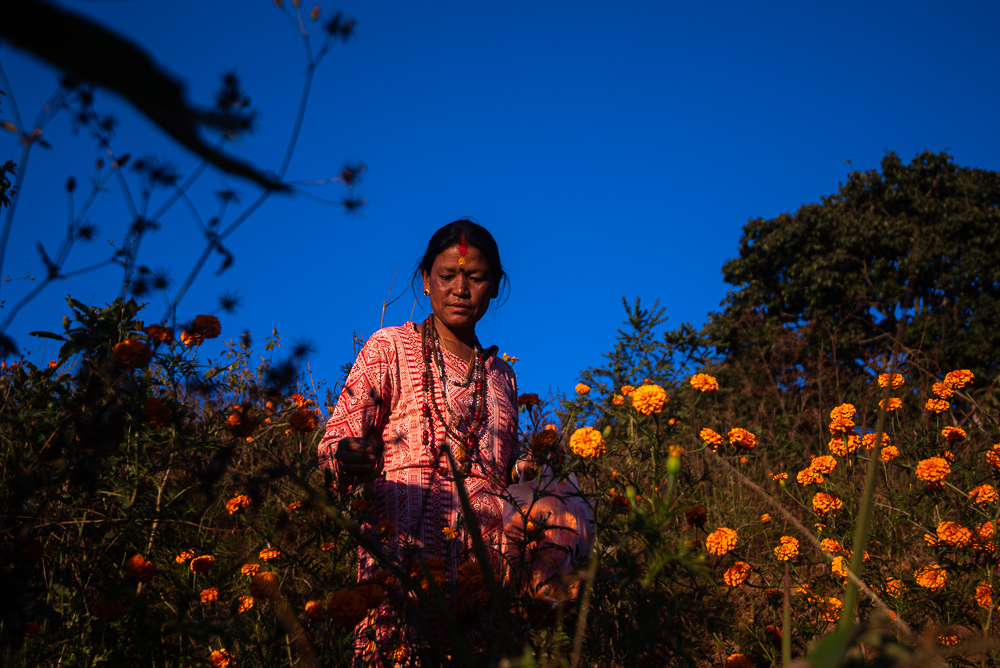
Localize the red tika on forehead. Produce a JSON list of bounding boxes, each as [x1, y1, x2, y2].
[[458, 238, 467, 256]]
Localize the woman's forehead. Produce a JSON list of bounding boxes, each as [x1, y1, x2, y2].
[[433, 244, 487, 268]]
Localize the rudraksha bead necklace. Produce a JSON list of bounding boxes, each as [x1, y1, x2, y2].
[[420, 314, 487, 464]]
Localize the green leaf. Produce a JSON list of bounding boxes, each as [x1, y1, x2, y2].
[[29, 330, 67, 341], [802, 623, 858, 668]]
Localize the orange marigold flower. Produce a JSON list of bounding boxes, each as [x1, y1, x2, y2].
[[259, 547, 280, 561], [939, 450, 956, 463], [209, 649, 233, 668], [575, 383, 590, 395], [925, 398, 950, 413], [830, 403, 857, 421], [705, 527, 738, 556], [880, 445, 900, 462], [828, 418, 855, 434], [728, 427, 758, 450], [237, 595, 254, 614], [796, 467, 824, 486], [288, 500, 303, 511], [764, 624, 783, 641], [862, 433, 890, 451], [289, 408, 319, 433], [291, 392, 313, 407], [175, 549, 194, 564], [976, 582, 993, 610], [820, 597, 842, 623], [631, 384, 668, 415], [810, 455, 837, 474], [327, 588, 367, 627], [689, 373, 719, 393], [569, 427, 606, 458], [812, 492, 844, 516], [699, 428, 723, 450], [774, 536, 799, 561], [828, 434, 861, 456], [179, 330, 200, 346], [190, 555, 215, 573], [761, 513, 771, 523], [305, 600, 326, 621], [772, 472, 788, 482], [250, 571, 280, 599], [988, 448, 1000, 469], [914, 564, 947, 591], [969, 485, 999, 507], [943, 369, 974, 390], [90, 597, 125, 623], [885, 577, 905, 598], [113, 339, 152, 369], [612, 395, 624, 405], [932, 381, 954, 399], [937, 521, 973, 547], [191, 314, 221, 339], [226, 494, 251, 515], [723, 561, 751, 587], [226, 411, 257, 438], [620, 385, 635, 396], [723, 653, 753, 668], [241, 563, 261, 576], [938, 634, 960, 647], [200, 587, 219, 604], [144, 323, 174, 342], [878, 397, 902, 412], [915, 457, 950, 482], [821, 539, 841, 554], [321, 542, 336, 552], [942, 426, 966, 442], [144, 397, 172, 428], [877, 373, 904, 389], [124, 554, 155, 583], [924, 533, 937, 546], [976, 521, 997, 553], [531, 428, 560, 454], [815, 523, 827, 531]]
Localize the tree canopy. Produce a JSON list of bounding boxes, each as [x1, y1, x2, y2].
[[710, 150, 1000, 379]]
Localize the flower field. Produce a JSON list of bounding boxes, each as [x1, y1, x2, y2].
[[2, 294, 1000, 667]]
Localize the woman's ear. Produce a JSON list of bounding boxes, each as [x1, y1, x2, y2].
[[421, 270, 430, 296]]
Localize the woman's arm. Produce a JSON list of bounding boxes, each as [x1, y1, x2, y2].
[[318, 330, 396, 490]]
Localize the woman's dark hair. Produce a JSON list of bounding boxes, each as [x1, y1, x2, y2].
[[413, 218, 509, 303]]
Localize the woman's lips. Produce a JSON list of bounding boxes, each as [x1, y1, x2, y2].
[[448, 304, 472, 312]]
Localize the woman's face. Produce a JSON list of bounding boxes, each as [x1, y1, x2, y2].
[[422, 244, 494, 332]]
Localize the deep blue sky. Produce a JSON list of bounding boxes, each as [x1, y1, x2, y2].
[[2, 0, 999, 396]]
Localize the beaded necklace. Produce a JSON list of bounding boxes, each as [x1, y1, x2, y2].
[[420, 314, 488, 469]]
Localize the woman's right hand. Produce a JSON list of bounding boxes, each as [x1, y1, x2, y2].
[[335, 436, 384, 479]]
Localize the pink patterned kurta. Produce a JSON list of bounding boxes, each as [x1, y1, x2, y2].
[[318, 323, 518, 661]]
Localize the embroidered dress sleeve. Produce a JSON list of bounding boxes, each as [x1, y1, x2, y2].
[[494, 359, 521, 478], [318, 329, 397, 489]]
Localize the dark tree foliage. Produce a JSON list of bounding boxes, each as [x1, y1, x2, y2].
[[696, 150, 1000, 441]]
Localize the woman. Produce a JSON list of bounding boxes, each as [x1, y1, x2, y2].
[[318, 219, 519, 664]]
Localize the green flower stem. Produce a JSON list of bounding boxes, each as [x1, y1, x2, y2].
[[782, 561, 791, 668]]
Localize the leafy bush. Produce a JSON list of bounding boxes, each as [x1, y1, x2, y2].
[[2, 295, 998, 667]]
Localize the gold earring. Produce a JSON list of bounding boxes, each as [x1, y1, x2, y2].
[[423, 287, 430, 296]]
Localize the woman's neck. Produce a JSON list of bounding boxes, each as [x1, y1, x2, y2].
[[432, 316, 476, 360]]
